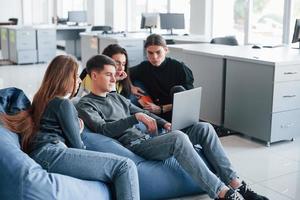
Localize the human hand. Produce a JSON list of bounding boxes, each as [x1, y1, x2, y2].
[[135, 112, 157, 133], [131, 85, 145, 97], [78, 118, 84, 134], [163, 123, 172, 132], [115, 71, 127, 81], [143, 102, 161, 114]]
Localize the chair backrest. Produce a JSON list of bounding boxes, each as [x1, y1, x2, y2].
[[210, 36, 238, 46], [8, 18, 18, 25], [91, 26, 112, 32]]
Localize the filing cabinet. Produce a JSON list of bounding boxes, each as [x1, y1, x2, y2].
[[99, 36, 144, 66], [8, 27, 37, 64], [224, 59, 300, 146], [36, 28, 56, 62], [0, 27, 10, 59]]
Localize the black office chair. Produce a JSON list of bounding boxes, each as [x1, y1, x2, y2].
[[8, 18, 18, 25], [91, 26, 112, 32], [210, 36, 238, 46]]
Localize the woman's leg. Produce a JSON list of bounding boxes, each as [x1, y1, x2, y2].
[[31, 143, 139, 200]]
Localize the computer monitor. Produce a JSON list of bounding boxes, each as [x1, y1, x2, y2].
[[292, 19, 300, 48], [159, 13, 185, 35], [141, 13, 159, 34], [68, 11, 87, 24]]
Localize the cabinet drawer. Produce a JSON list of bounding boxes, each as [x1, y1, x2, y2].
[[16, 30, 36, 50], [271, 109, 300, 142], [37, 39, 56, 49], [118, 41, 143, 51], [38, 50, 56, 62], [17, 50, 37, 64], [275, 65, 300, 82], [273, 81, 300, 112], [37, 29, 56, 38]]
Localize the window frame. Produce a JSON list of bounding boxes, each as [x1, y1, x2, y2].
[[211, 0, 293, 45]]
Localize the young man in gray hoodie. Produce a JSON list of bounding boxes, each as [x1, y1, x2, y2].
[[76, 55, 268, 200]]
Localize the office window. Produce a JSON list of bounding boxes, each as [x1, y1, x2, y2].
[[249, 0, 284, 45], [127, 0, 147, 31], [127, 0, 189, 32], [114, 0, 127, 31], [57, 0, 87, 19], [212, 0, 245, 44], [148, 0, 168, 13], [170, 0, 190, 32], [291, 0, 300, 44]]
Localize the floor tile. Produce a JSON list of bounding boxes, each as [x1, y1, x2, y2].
[[260, 172, 300, 200]]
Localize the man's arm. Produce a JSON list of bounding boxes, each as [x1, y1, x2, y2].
[[181, 62, 194, 89], [77, 102, 138, 138], [128, 101, 168, 127], [129, 65, 141, 82]]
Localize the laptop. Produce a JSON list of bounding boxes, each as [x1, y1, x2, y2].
[[171, 87, 202, 131]]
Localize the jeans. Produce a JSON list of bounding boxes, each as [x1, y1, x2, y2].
[[128, 122, 237, 199], [30, 142, 140, 200]]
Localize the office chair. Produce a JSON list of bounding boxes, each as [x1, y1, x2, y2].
[[210, 36, 238, 46], [91, 26, 112, 32], [8, 18, 18, 25]]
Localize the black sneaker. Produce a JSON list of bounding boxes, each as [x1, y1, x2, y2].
[[237, 181, 269, 200], [216, 189, 245, 200]]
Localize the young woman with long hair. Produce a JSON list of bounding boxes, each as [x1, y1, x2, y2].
[[0, 55, 139, 200]]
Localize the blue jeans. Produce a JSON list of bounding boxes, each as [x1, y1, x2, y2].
[[127, 122, 237, 199], [30, 142, 140, 200]]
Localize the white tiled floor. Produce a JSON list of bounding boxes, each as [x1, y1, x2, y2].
[[1, 51, 300, 200], [172, 135, 300, 200]]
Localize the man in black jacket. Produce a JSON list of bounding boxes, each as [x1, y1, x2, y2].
[[130, 34, 194, 122]]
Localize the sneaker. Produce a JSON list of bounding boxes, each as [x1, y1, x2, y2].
[[237, 181, 269, 200], [216, 189, 245, 200]]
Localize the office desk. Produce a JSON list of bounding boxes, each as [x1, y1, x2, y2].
[[80, 32, 144, 67], [169, 44, 300, 145], [80, 32, 208, 68], [168, 44, 233, 126], [56, 25, 91, 58], [0, 21, 15, 26]]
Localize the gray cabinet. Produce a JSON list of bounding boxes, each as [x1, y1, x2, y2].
[[98, 36, 144, 67], [8, 27, 37, 64], [0, 27, 10, 59], [36, 28, 56, 62], [80, 33, 99, 68], [168, 45, 226, 126], [224, 59, 300, 145]]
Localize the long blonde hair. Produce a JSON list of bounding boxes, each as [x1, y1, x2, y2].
[[0, 55, 79, 152]]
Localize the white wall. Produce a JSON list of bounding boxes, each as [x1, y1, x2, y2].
[[0, 0, 22, 23]]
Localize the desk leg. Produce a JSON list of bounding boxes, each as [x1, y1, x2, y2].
[[65, 40, 81, 59]]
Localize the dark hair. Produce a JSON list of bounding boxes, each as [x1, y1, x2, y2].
[[144, 34, 167, 48], [86, 54, 116, 76], [0, 55, 79, 152], [102, 44, 132, 98]]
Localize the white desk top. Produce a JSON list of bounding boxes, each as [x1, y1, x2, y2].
[[168, 43, 300, 66], [80, 32, 208, 43], [56, 25, 91, 31]]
